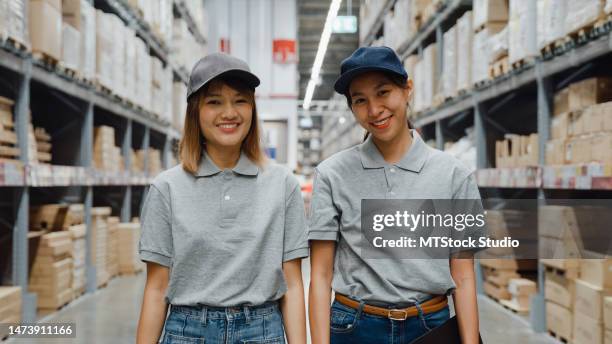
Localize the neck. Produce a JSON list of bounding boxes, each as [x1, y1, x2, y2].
[[205, 144, 241, 169], [372, 126, 413, 163]]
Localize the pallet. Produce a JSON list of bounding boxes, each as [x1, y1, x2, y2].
[[95, 81, 113, 96], [499, 299, 529, 315], [547, 330, 570, 344], [488, 56, 509, 79], [59, 63, 80, 80], [510, 57, 535, 72], [32, 51, 60, 70], [0, 33, 29, 54], [543, 262, 579, 279]]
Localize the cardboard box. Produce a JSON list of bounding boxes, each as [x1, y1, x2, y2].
[[575, 279, 612, 321], [0, 0, 28, 48], [442, 26, 458, 99], [456, 11, 473, 91], [537, 0, 567, 50], [551, 112, 569, 139], [574, 311, 604, 344], [605, 296, 612, 330], [487, 25, 508, 62], [539, 236, 581, 260], [606, 329, 612, 344], [95, 10, 113, 89], [546, 270, 576, 308], [508, 0, 537, 65], [545, 139, 566, 165], [569, 77, 612, 112], [29, 0, 63, 60], [592, 133, 612, 164], [61, 23, 80, 72], [581, 260, 612, 289], [508, 278, 537, 295], [566, 0, 605, 35], [473, 23, 506, 84], [473, 0, 509, 29], [555, 87, 570, 116], [546, 301, 572, 340], [569, 110, 586, 136], [565, 135, 593, 164]]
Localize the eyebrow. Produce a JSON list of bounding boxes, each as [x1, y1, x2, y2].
[[350, 81, 391, 98], [205, 92, 245, 98]]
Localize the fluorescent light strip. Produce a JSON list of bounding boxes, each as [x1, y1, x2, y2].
[[302, 0, 342, 110]]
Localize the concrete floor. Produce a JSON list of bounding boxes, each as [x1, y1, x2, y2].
[[6, 260, 560, 344]]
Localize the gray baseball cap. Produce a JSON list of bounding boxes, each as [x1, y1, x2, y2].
[[187, 53, 260, 100]]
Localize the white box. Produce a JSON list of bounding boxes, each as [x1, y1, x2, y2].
[[565, 0, 604, 34], [456, 11, 473, 91], [537, 0, 567, 50], [442, 25, 457, 98], [61, 23, 80, 72], [488, 25, 508, 62], [95, 10, 113, 89], [0, 0, 29, 46], [80, 0, 96, 81], [508, 0, 538, 65], [124, 29, 136, 103], [110, 14, 125, 98]]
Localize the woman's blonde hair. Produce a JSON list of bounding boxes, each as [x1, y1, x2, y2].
[[179, 76, 265, 174]]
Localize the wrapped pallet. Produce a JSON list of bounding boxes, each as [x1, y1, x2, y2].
[[94, 125, 120, 172], [537, 0, 567, 50], [110, 15, 126, 99], [61, 23, 80, 72], [421, 44, 438, 111], [442, 26, 458, 99], [29, 0, 62, 61], [151, 57, 165, 117], [0, 287, 21, 337], [135, 37, 152, 111], [508, 0, 537, 65], [0, 0, 29, 48], [124, 29, 137, 104], [29, 231, 74, 310], [383, 11, 397, 50], [107, 217, 120, 279], [456, 11, 473, 92], [473, 0, 509, 30], [565, 0, 604, 35], [412, 58, 424, 113], [118, 222, 145, 274], [95, 10, 114, 89], [488, 26, 508, 63], [63, 0, 97, 81], [473, 23, 505, 84]]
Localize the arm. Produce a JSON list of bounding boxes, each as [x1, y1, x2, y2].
[[137, 262, 170, 344], [280, 259, 307, 344], [309, 240, 336, 344], [450, 256, 479, 344]]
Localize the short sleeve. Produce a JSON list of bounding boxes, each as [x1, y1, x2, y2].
[[452, 172, 481, 200], [139, 184, 173, 267], [307, 168, 340, 241], [283, 175, 309, 262]]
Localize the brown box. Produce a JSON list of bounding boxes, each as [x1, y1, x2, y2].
[[546, 271, 576, 308], [602, 102, 612, 131], [606, 329, 612, 344], [554, 87, 570, 116], [605, 296, 612, 330], [29, 0, 62, 61], [61, 0, 83, 29], [592, 133, 612, 164], [545, 139, 566, 165], [551, 112, 569, 139], [584, 104, 606, 133], [569, 77, 612, 112], [546, 301, 572, 341], [508, 278, 537, 295], [569, 110, 586, 137], [565, 135, 593, 164], [575, 279, 612, 321], [574, 311, 603, 344], [581, 260, 612, 289]]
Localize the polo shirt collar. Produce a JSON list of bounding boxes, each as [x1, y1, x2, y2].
[[359, 129, 428, 173], [196, 151, 259, 177]]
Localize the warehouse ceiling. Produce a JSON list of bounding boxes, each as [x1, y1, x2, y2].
[[298, 0, 360, 102]]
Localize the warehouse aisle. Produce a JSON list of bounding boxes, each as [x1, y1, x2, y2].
[[4, 261, 559, 344]]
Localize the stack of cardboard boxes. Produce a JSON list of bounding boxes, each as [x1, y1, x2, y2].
[[68, 223, 86, 297], [574, 259, 612, 344], [118, 222, 145, 275], [0, 287, 21, 339], [147, 149, 163, 176], [546, 77, 612, 166], [29, 0, 62, 62], [28, 231, 74, 312], [503, 278, 537, 313], [94, 126, 122, 173], [92, 207, 111, 288], [33, 127, 52, 164], [543, 259, 579, 343], [107, 216, 120, 279], [0, 0, 28, 49], [495, 133, 539, 168], [62, 0, 96, 81], [507, 0, 537, 66], [0, 97, 20, 161]]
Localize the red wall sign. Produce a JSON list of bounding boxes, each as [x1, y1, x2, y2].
[[273, 39, 297, 64]]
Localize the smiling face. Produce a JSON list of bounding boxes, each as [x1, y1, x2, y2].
[[198, 80, 254, 152], [348, 71, 412, 143]]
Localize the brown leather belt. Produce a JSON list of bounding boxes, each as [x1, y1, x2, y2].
[[335, 294, 448, 321]]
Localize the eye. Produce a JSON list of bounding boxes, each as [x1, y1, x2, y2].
[[378, 89, 390, 96], [235, 98, 248, 104], [206, 99, 221, 105], [353, 98, 365, 105]]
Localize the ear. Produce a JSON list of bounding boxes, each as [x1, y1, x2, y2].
[[403, 79, 414, 100]]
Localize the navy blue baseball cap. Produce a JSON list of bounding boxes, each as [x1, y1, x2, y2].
[[334, 46, 408, 96]]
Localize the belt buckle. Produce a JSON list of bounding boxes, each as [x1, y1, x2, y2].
[[388, 309, 408, 321]]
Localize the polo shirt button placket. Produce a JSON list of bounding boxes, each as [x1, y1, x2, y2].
[[221, 170, 234, 222]]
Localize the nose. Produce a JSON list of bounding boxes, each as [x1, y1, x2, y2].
[[221, 103, 240, 120], [367, 98, 384, 118]]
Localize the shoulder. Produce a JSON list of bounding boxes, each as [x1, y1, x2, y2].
[[425, 146, 474, 184], [149, 164, 192, 194], [259, 160, 300, 189]]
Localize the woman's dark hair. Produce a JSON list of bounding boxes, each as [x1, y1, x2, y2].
[[342, 71, 413, 141]]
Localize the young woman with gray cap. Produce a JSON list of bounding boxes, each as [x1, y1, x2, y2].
[[308, 46, 481, 343], [136, 53, 308, 344]]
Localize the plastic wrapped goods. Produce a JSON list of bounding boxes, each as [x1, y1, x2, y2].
[[508, 0, 537, 65]]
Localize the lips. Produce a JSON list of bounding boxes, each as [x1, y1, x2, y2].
[[369, 115, 392, 130]]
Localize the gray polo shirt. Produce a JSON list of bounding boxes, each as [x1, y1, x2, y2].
[[308, 130, 481, 305], [139, 152, 309, 307]]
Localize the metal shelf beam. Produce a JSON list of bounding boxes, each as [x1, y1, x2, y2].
[[173, 0, 207, 45], [361, 0, 395, 46]]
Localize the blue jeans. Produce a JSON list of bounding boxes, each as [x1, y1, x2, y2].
[[330, 298, 450, 344], [162, 301, 285, 344]]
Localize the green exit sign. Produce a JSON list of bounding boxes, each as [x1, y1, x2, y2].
[[333, 16, 357, 33]]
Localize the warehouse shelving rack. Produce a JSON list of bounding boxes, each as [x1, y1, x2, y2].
[[0, 0, 204, 322], [324, 0, 612, 334]]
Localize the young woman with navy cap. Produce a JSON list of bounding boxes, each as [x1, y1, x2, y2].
[[308, 46, 481, 343], [136, 53, 308, 344]]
